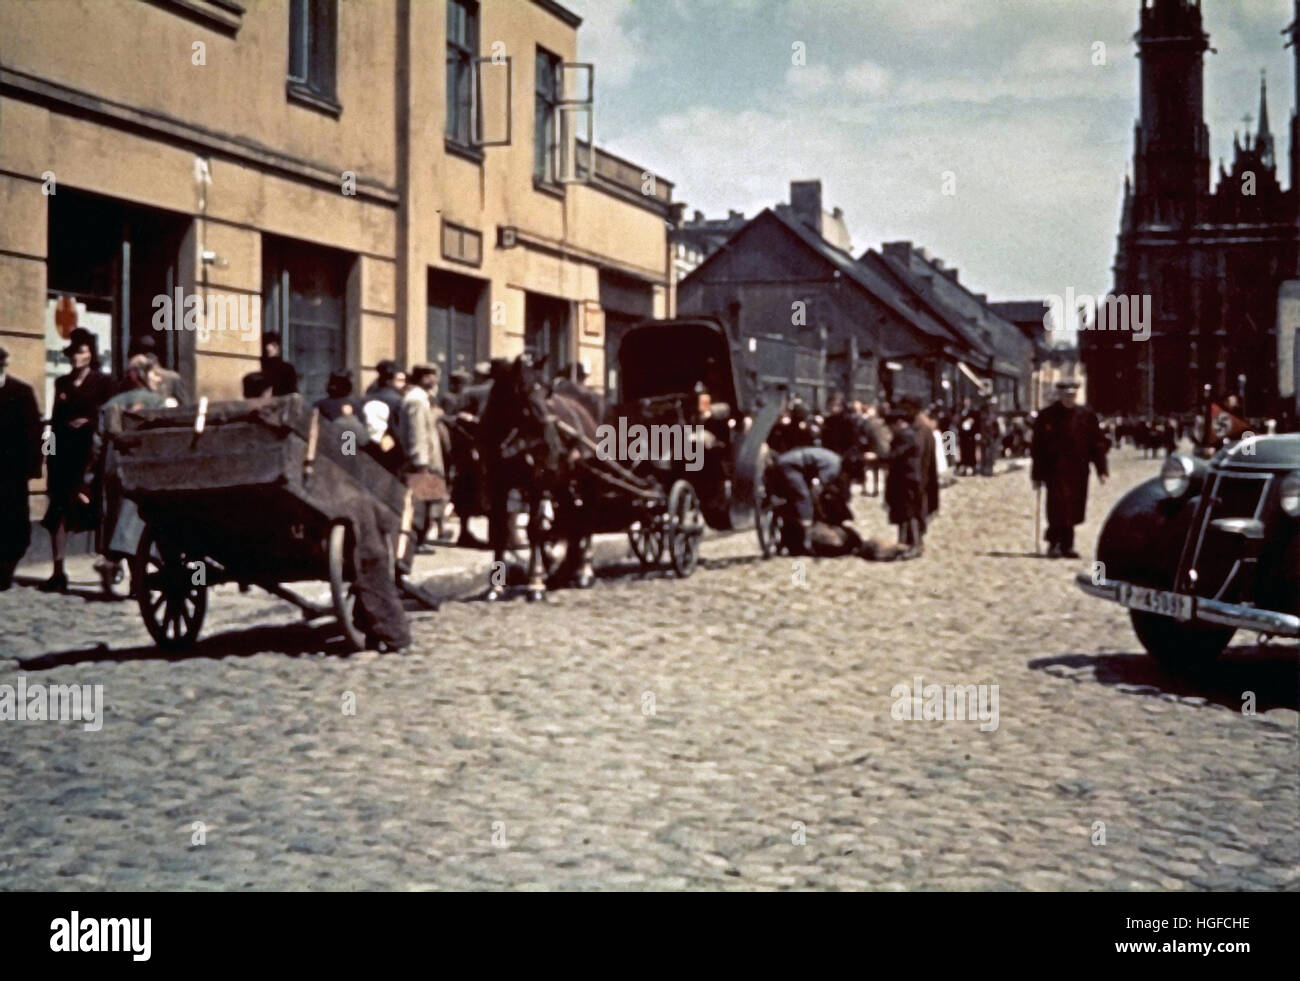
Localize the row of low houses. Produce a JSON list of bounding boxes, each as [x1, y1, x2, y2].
[[674, 180, 1071, 413], [0, 0, 676, 411]]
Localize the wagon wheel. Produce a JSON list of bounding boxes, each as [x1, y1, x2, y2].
[[755, 487, 781, 559], [132, 525, 208, 650], [627, 518, 665, 568], [754, 465, 783, 559], [666, 479, 703, 578], [327, 522, 369, 653]]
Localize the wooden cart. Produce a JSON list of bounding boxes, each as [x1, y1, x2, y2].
[[106, 395, 427, 651]]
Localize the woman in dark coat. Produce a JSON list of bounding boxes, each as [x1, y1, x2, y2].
[[40, 327, 112, 592]]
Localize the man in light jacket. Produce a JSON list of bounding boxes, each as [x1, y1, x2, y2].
[[402, 364, 448, 549]]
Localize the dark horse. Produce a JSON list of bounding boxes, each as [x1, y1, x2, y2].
[[477, 355, 600, 601]]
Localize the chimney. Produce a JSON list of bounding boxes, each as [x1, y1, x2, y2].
[[789, 180, 823, 237], [882, 241, 913, 264], [692, 209, 704, 223], [728, 209, 744, 221], [944, 268, 960, 282]]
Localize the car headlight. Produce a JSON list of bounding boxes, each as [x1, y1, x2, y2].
[[1160, 454, 1194, 498], [1281, 472, 1300, 517]]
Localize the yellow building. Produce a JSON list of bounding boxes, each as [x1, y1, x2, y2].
[[0, 0, 676, 413]]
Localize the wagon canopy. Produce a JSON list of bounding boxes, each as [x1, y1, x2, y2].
[[617, 318, 742, 410]]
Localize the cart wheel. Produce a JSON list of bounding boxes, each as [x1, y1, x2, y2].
[[627, 519, 665, 568], [327, 522, 369, 653], [666, 479, 703, 578], [133, 526, 208, 650], [755, 487, 782, 559], [754, 464, 785, 559]]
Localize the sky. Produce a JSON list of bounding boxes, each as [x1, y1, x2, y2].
[[567, 0, 1295, 303]]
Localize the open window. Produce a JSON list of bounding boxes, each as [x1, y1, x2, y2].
[[555, 62, 594, 184], [473, 54, 512, 147]]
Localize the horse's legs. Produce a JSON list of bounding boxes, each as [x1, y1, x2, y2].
[[575, 534, 595, 589], [525, 492, 547, 602]]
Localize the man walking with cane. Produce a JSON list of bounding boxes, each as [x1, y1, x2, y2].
[[1031, 379, 1108, 558]]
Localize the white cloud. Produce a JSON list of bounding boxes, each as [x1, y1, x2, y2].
[[568, 0, 642, 88], [785, 63, 834, 95], [842, 61, 890, 98]]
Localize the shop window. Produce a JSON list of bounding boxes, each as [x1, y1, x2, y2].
[[263, 238, 350, 401]]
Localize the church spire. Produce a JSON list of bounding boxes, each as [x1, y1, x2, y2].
[[1257, 70, 1275, 167]]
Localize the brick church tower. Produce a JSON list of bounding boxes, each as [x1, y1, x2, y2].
[[1086, 0, 1297, 419]]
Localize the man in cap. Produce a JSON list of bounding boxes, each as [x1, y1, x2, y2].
[[0, 347, 43, 589], [1031, 379, 1108, 558], [128, 334, 187, 405]]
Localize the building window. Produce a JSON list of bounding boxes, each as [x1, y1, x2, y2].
[[534, 47, 562, 185], [288, 0, 338, 112], [445, 0, 479, 146]]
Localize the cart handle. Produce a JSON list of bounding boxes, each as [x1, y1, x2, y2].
[[302, 408, 321, 485]]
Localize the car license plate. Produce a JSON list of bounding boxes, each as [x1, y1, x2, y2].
[[1116, 583, 1193, 621]]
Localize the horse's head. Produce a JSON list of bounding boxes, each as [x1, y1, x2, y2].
[[480, 354, 564, 472]]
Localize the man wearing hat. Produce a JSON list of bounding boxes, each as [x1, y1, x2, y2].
[[0, 347, 43, 589], [883, 402, 927, 557], [242, 331, 298, 398], [314, 369, 360, 422], [128, 334, 187, 405], [1031, 379, 1109, 558], [364, 360, 407, 446]]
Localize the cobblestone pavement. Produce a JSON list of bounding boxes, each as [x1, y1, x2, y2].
[[1, 448, 1296, 891]]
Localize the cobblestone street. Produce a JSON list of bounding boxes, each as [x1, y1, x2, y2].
[[1, 448, 1296, 891]]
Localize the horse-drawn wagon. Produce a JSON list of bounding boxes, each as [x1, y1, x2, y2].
[[610, 317, 785, 570], [105, 395, 428, 651], [473, 316, 783, 598]]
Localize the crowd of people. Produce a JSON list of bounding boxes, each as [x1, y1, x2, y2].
[[0, 326, 1211, 594], [0, 327, 507, 595], [0, 330, 182, 593]]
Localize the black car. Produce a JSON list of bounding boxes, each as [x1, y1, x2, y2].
[[1076, 433, 1300, 669]]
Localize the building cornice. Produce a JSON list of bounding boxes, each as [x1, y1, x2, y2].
[[532, 0, 582, 29], [0, 65, 400, 206]]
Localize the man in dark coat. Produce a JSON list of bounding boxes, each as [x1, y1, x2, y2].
[[884, 406, 927, 556], [912, 401, 940, 530], [243, 332, 298, 397], [1031, 379, 1108, 558], [0, 347, 43, 589]]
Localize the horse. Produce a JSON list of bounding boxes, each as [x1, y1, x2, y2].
[[477, 355, 599, 601]]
